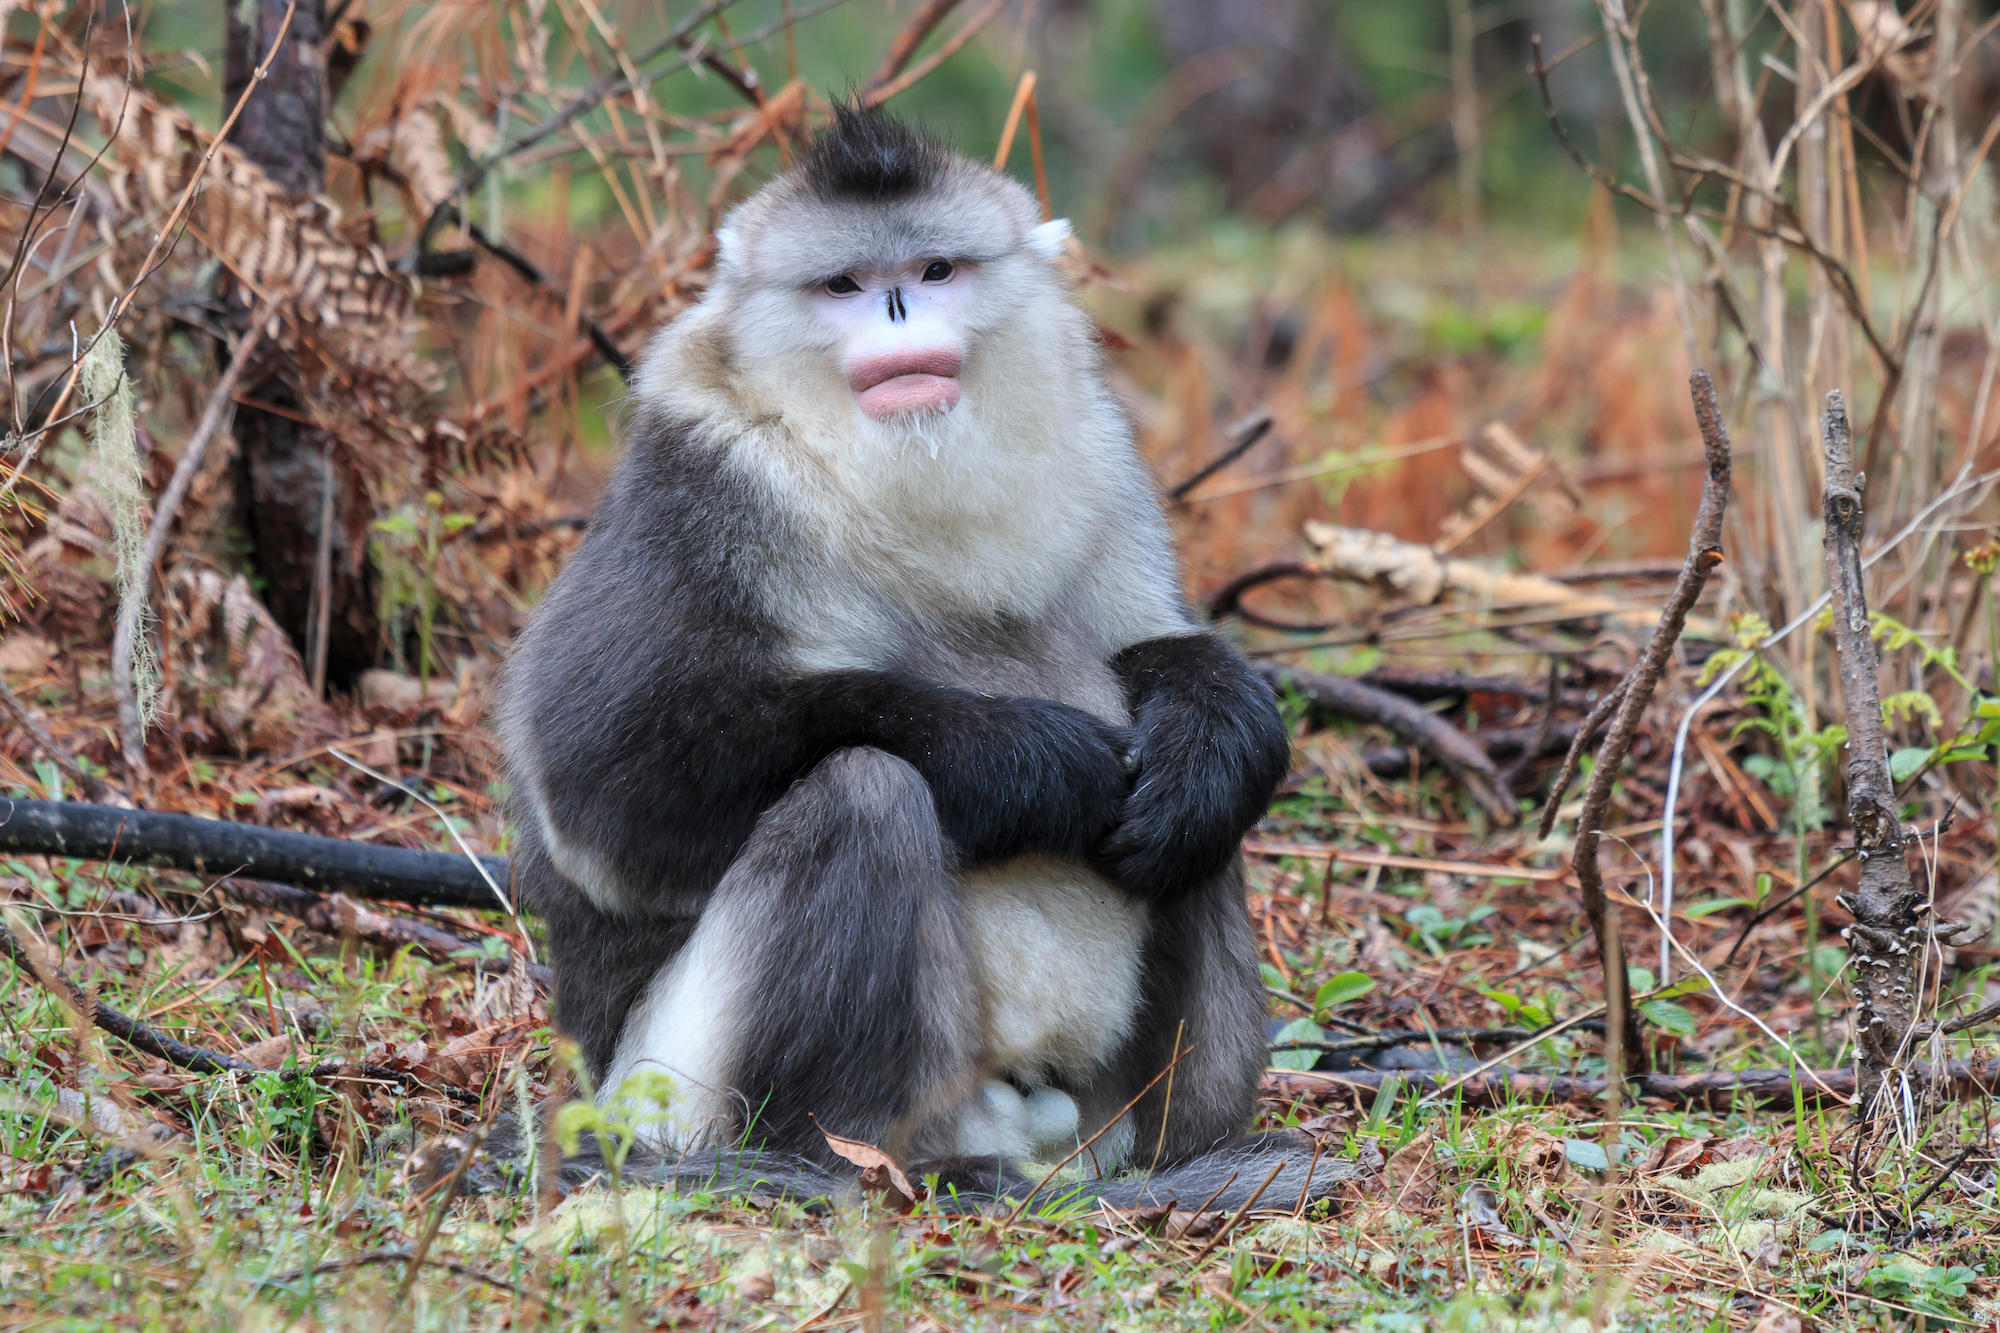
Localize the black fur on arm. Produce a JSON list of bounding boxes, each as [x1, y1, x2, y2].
[[1090, 632, 1291, 902], [506, 413, 1133, 913], [522, 658, 1135, 912], [806, 674, 1134, 867]]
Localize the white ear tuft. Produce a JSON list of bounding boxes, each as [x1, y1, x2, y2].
[[1028, 217, 1072, 259], [715, 224, 739, 263]]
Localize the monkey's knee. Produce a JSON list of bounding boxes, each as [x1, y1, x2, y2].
[[796, 746, 933, 820], [769, 746, 949, 879]]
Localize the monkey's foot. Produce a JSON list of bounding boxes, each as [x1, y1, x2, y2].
[[952, 1080, 1081, 1160]]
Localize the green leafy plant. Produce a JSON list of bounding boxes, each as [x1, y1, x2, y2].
[[1269, 971, 1376, 1071], [371, 491, 476, 688]]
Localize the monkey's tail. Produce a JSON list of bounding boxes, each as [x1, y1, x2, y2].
[[1065, 1134, 1354, 1214], [404, 1114, 850, 1204], [410, 1121, 1349, 1217]]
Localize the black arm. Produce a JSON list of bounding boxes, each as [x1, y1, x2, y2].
[[522, 659, 1133, 911], [1089, 632, 1291, 902], [815, 671, 1135, 865]]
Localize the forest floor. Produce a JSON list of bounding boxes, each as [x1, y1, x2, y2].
[[5, 226, 2000, 1331]]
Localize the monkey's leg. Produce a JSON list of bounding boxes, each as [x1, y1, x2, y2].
[[1087, 860, 1267, 1160], [1055, 860, 1352, 1210], [512, 822, 695, 1080], [606, 746, 991, 1166]]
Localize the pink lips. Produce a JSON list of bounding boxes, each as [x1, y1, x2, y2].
[[846, 347, 963, 420]]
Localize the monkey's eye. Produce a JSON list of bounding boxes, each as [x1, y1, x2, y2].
[[921, 259, 955, 283], [824, 274, 862, 296]]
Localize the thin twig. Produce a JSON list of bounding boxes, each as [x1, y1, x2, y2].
[[862, 0, 1009, 106], [1535, 678, 1631, 837], [1566, 370, 1733, 1076], [1169, 414, 1274, 502], [1, 913, 251, 1074], [2, 909, 476, 1101], [111, 299, 275, 772], [259, 1248, 564, 1312], [864, 0, 963, 93]]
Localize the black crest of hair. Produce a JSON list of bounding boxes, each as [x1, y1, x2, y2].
[[797, 100, 949, 201]]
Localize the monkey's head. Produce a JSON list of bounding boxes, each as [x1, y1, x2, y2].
[[693, 102, 1076, 437]]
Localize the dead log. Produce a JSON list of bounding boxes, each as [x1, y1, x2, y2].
[[1257, 662, 1518, 822], [0, 798, 506, 910]]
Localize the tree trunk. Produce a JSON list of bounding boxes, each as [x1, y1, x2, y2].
[[223, 0, 379, 688]]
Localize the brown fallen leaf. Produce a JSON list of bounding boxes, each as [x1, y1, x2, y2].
[[233, 1035, 297, 1069], [0, 1154, 55, 1195], [1635, 1134, 1710, 1179], [1383, 1129, 1440, 1212], [1459, 1183, 1525, 1249], [814, 1116, 922, 1207]]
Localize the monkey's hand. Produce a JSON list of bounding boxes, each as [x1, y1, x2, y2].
[[1089, 634, 1291, 902], [922, 696, 1136, 867]]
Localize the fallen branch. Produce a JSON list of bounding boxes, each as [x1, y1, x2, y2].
[[1300, 521, 1706, 636], [1355, 667, 1563, 705], [1258, 663, 1517, 822], [1362, 720, 1580, 781], [1207, 562, 1333, 631], [0, 798, 508, 910], [1, 918, 251, 1074], [1262, 1060, 2000, 1110], [1821, 389, 1928, 1130], [1269, 1022, 1609, 1058], [1, 919, 481, 1103], [1549, 370, 1732, 1079], [216, 879, 549, 986]]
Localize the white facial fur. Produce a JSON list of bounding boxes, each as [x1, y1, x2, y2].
[[637, 215, 1192, 654], [817, 257, 974, 424]]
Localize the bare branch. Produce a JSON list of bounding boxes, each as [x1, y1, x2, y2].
[[1562, 370, 1733, 1076], [1821, 388, 1929, 1130]]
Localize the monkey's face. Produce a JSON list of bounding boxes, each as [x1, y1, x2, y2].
[[811, 256, 974, 422]]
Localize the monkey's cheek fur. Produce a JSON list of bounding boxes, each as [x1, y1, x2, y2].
[[856, 373, 961, 420]]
